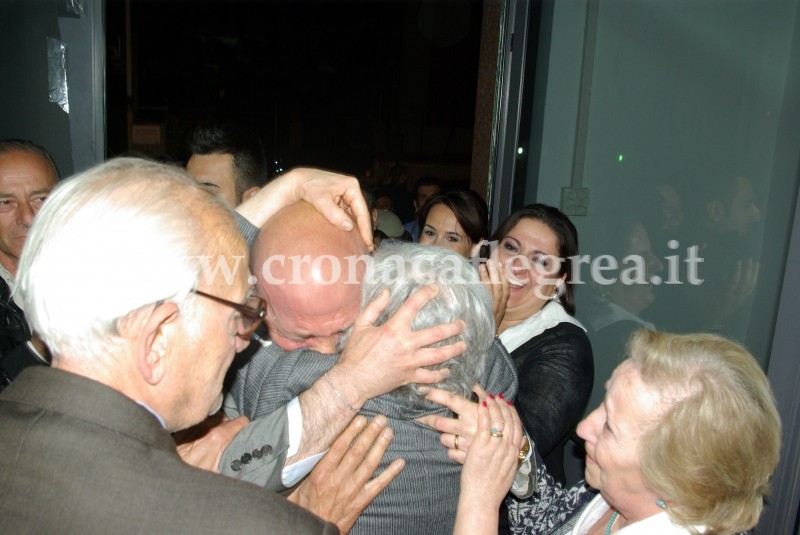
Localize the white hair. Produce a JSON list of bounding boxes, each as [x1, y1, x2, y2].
[[346, 242, 494, 404], [16, 157, 232, 358]]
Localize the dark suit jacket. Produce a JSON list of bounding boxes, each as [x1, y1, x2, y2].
[[0, 367, 337, 534]]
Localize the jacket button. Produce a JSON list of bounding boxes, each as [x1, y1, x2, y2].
[[262, 445, 273, 456], [252, 448, 263, 459], [230, 459, 243, 471], [241, 452, 252, 464]]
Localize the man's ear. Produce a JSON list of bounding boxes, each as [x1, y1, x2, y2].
[[136, 302, 181, 386], [240, 186, 261, 204]]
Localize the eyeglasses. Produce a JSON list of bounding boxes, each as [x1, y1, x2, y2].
[[192, 289, 266, 338]]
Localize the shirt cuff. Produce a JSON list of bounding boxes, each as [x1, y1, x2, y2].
[[285, 397, 302, 458], [280, 396, 327, 487]]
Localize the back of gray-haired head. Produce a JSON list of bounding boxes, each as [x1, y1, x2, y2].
[[354, 242, 494, 404], [16, 157, 234, 358]]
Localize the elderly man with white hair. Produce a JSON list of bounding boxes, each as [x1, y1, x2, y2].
[[0, 158, 405, 534]]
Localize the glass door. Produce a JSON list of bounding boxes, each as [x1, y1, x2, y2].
[[492, 0, 800, 532]]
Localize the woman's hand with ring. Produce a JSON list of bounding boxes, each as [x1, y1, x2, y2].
[[453, 393, 524, 534], [417, 384, 491, 464]]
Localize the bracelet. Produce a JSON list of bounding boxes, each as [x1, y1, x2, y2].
[[323, 372, 360, 414]]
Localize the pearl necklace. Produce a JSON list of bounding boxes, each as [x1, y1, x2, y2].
[[605, 510, 620, 535]]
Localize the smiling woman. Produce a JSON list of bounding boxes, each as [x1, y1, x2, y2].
[[490, 204, 594, 484], [505, 330, 781, 535], [418, 190, 489, 259]]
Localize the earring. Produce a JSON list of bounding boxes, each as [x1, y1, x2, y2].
[[656, 500, 666, 509], [551, 283, 564, 300]]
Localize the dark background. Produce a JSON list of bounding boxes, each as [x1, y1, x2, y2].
[[106, 0, 483, 182]]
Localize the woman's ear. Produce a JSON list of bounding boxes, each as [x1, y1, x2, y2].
[[554, 274, 568, 297], [136, 302, 180, 385]]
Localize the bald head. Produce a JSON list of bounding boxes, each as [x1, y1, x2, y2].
[[253, 201, 369, 353]]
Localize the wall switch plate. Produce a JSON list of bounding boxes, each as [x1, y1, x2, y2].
[[561, 187, 589, 216]]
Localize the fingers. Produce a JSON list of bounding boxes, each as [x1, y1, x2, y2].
[[405, 323, 467, 359], [343, 189, 374, 251], [290, 169, 373, 251], [321, 415, 369, 470], [442, 431, 472, 453], [316, 199, 354, 232], [480, 259, 506, 289], [417, 413, 471, 438], [344, 415, 389, 476], [423, 387, 478, 418], [364, 457, 405, 496], [447, 447, 467, 464], [495, 395, 522, 448], [354, 289, 391, 328], [387, 285, 441, 326], [474, 397, 492, 442], [472, 384, 489, 401], [353, 425, 394, 482], [478, 263, 493, 286], [485, 394, 505, 434]]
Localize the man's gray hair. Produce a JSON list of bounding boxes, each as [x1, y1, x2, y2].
[[16, 157, 231, 358], [351, 242, 494, 404], [0, 138, 60, 178]]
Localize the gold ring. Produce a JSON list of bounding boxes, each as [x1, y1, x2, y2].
[[490, 427, 504, 438], [454, 434, 460, 450]]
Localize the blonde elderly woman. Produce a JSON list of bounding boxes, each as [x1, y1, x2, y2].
[[429, 330, 781, 535]]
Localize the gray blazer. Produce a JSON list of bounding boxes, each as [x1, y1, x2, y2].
[[0, 367, 336, 535], [225, 337, 519, 535]]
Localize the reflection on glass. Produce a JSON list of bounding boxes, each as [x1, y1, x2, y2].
[[509, 0, 797, 378]]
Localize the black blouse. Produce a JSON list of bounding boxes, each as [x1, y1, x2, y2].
[[509, 321, 594, 483]]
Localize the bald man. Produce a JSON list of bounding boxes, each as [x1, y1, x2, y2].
[[252, 201, 369, 354], [176, 202, 467, 490], [206, 203, 518, 511]]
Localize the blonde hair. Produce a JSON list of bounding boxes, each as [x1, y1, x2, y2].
[[629, 330, 781, 534]]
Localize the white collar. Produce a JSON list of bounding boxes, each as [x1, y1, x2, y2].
[[0, 264, 13, 288], [499, 301, 585, 353], [135, 400, 167, 429], [573, 494, 704, 534]]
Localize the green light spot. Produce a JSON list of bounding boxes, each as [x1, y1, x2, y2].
[[617, 154, 624, 162]]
